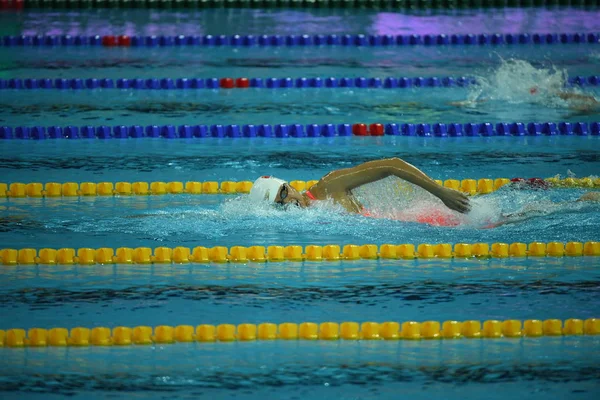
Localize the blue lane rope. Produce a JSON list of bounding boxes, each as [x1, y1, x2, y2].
[[13, 0, 600, 11], [0, 76, 477, 89], [1, 121, 597, 139], [1, 33, 599, 48], [0, 76, 598, 89]]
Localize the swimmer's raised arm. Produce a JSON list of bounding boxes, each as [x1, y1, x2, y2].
[[312, 157, 471, 213]]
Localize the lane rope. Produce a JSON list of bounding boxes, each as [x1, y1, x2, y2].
[[5, 0, 599, 11], [1, 318, 599, 347], [1, 76, 599, 90], [2, 241, 600, 265], [1, 32, 599, 47], [1, 76, 477, 89], [0, 177, 598, 197], [1, 121, 599, 139]]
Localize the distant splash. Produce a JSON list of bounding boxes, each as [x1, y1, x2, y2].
[[467, 58, 597, 109], [468, 59, 566, 104]]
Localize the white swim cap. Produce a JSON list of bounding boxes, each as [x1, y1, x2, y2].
[[249, 176, 288, 203]]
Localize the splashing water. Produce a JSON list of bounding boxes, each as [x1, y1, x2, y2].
[[45, 174, 597, 248], [352, 178, 500, 228], [7, 178, 597, 251], [468, 58, 588, 108], [219, 177, 598, 231]]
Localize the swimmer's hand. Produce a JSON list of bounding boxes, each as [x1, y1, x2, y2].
[[439, 187, 471, 213]]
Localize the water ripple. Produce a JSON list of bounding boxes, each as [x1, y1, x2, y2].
[[1, 281, 598, 309], [0, 363, 598, 395]]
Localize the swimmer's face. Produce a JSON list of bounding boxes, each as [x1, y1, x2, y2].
[[274, 183, 308, 208]]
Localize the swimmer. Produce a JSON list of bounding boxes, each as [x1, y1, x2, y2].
[[250, 158, 600, 227], [249, 157, 471, 214]]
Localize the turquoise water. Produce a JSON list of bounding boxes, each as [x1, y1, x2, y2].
[[2, 187, 600, 248], [1, 137, 598, 182], [0, 258, 599, 399], [2, 45, 600, 78], [2, 258, 599, 328], [2, 338, 598, 400], [1, 138, 600, 249], [2, 84, 600, 127], [1, 6, 600, 400]]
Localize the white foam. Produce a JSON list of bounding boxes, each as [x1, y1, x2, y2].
[[199, 176, 600, 232], [468, 58, 593, 108], [220, 193, 349, 228], [461, 196, 503, 227]]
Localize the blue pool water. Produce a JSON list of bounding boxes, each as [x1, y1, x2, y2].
[[1, 136, 599, 181], [2, 83, 600, 127], [0, 258, 599, 399], [2, 43, 600, 78], [2, 257, 600, 327], [1, 6, 600, 400], [2, 338, 598, 400]]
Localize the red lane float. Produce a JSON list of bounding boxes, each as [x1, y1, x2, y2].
[[117, 35, 131, 46], [352, 123, 385, 136], [101, 36, 130, 47], [101, 36, 118, 47], [369, 123, 385, 136], [220, 78, 235, 89], [236, 78, 250, 88], [352, 123, 368, 136]]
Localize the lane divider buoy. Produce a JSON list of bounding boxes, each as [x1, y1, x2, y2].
[[2, 32, 599, 47], [1, 241, 600, 265], [1, 121, 598, 139], [0, 75, 481, 89], [1, 318, 598, 347], [2, 76, 600, 90], [0, 177, 597, 198], [9, 0, 598, 11]]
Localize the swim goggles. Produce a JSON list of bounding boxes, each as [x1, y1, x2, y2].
[[276, 184, 288, 205]]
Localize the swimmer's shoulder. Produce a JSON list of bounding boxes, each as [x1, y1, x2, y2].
[[308, 173, 341, 200], [310, 169, 359, 200], [306, 179, 327, 200]]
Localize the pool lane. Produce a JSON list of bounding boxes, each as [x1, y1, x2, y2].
[[1, 187, 599, 249], [1, 338, 598, 400], [1, 45, 599, 78], [0, 257, 598, 328], [1, 7, 599, 400], [1, 87, 600, 128], [1, 135, 598, 182]]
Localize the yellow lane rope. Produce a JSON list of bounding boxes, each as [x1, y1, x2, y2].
[[0, 177, 598, 198], [1, 318, 598, 347], [2, 242, 599, 265]]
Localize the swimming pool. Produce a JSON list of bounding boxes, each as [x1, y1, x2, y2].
[[1, 4, 600, 400]]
